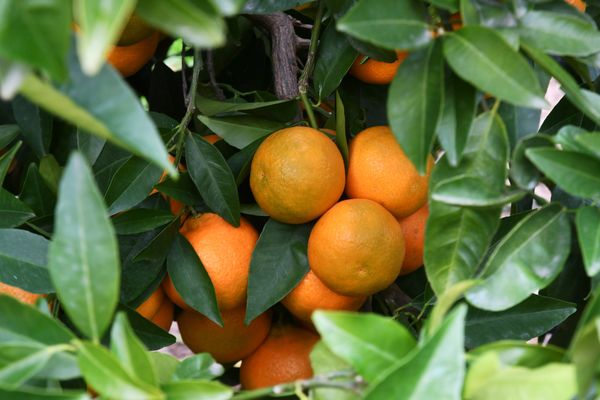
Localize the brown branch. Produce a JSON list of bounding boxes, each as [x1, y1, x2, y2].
[[245, 12, 299, 100], [204, 50, 225, 100]]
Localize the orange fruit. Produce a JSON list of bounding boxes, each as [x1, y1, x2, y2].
[[164, 213, 258, 311], [566, 0, 586, 11], [250, 127, 345, 224], [0, 282, 41, 305], [281, 270, 365, 326], [240, 325, 319, 389], [107, 32, 159, 77], [135, 286, 174, 331], [178, 307, 271, 364], [117, 15, 154, 46], [346, 126, 434, 218], [349, 51, 408, 85], [449, 13, 463, 30], [203, 134, 222, 144], [398, 203, 428, 276], [308, 199, 405, 296]]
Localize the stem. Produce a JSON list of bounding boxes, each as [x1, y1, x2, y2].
[[174, 48, 202, 167], [25, 222, 51, 239], [298, 1, 325, 129]]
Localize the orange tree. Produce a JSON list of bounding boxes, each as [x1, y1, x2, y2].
[[1, 0, 600, 398]]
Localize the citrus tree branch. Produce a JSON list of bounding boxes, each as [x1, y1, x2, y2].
[[173, 48, 201, 166]]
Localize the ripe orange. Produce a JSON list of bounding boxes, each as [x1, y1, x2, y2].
[[282, 270, 365, 326], [203, 134, 222, 144], [178, 307, 271, 364], [0, 282, 41, 305], [117, 15, 154, 46], [308, 199, 405, 296], [250, 127, 345, 224], [349, 51, 408, 85], [164, 213, 258, 311], [566, 0, 586, 11], [398, 203, 428, 276], [346, 126, 434, 218], [136, 285, 173, 331], [107, 32, 159, 77], [240, 325, 319, 389]]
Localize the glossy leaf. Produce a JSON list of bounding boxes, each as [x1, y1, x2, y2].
[[335, 91, 349, 167], [432, 177, 525, 207], [185, 134, 240, 227], [0, 141, 20, 185], [0, 125, 19, 149], [518, 11, 600, 57], [243, 0, 305, 13], [18, 54, 175, 176], [526, 148, 600, 200], [173, 354, 224, 381], [73, 0, 136, 75], [0, 387, 89, 400], [436, 72, 476, 166], [313, 311, 417, 382], [0, 0, 71, 81], [77, 341, 162, 400], [465, 295, 576, 348], [444, 27, 546, 108], [136, 0, 225, 48], [123, 307, 176, 351], [571, 319, 600, 397], [310, 342, 359, 400], [112, 209, 175, 235], [0, 343, 55, 387], [575, 133, 600, 158], [246, 220, 312, 324], [11, 97, 52, 158], [133, 217, 179, 262], [150, 352, 179, 384], [314, 22, 358, 100], [19, 164, 56, 217], [48, 152, 120, 341], [161, 380, 232, 400], [470, 341, 565, 368], [197, 115, 282, 149], [110, 313, 157, 387], [337, 0, 431, 50], [467, 205, 571, 311], [510, 135, 554, 190], [364, 305, 466, 400], [155, 172, 203, 206], [226, 137, 266, 186], [104, 157, 163, 215], [576, 206, 600, 277], [208, 0, 246, 16], [499, 103, 542, 150], [0, 189, 35, 228], [0, 229, 51, 293], [167, 234, 221, 325], [388, 41, 444, 174], [196, 96, 292, 118]]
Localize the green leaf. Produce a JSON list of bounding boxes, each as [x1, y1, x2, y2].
[[150, 352, 179, 384], [429, 0, 458, 12], [0, 387, 89, 400], [77, 341, 162, 400], [466, 204, 571, 311], [510, 135, 554, 190], [122, 307, 176, 351], [173, 354, 224, 381], [436, 72, 476, 166], [364, 305, 466, 400], [0, 295, 75, 344], [245, 220, 312, 324], [136, 0, 225, 48], [133, 217, 179, 262], [521, 42, 600, 126], [444, 27, 547, 108], [575, 132, 600, 158], [335, 91, 349, 167], [576, 206, 600, 277], [19, 164, 56, 217], [0, 189, 35, 228], [388, 41, 444, 174], [110, 313, 158, 387], [432, 177, 526, 207], [571, 318, 600, 397], [313, 22, 358, 100], [0, 141, 20, 185], [518, 11, 600, 57], [310, 342, 360, 400], [195, 96, 293, 118], [498, 102, 542, 150], [74, 0, 136, 75], [469, 340, 565, 368], [39, 155, 61, 193], [18, 54, 175, 176], [0, 343, 55, 387], [197, 115, 283, 150], [465, 295, 576, 348], [12, 97, 52, 158], [313, 311, 417, 382], [167, 234, 221, 325], [155, 172, 203, 206], [243, 0, 305, 13], [0, 125, 19, 149], [185, 134, 240, 227], [0, 229, 51, 293], [337, 0, 431, 50], [112, 209, 175, 235], [0, 0, 71, 81], [104, 157, 163, 215], [526, 148, 600, 200], [161, 380, 232, 400], [77, 129, 106, 165], [226, 137, 266, 186], [208, 0, 246, 16], [48, 152, 120, 341]]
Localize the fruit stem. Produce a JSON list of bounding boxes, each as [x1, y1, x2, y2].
[[174, 48, 202, 167], [298, 1, 325, 130]]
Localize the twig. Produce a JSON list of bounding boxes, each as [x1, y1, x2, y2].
[[181, 50, 189, 106], [25, 222, 51, 239], [298, 1, 325, 129], [174, 48, 202, 166], [205, 50, 225, 100]]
